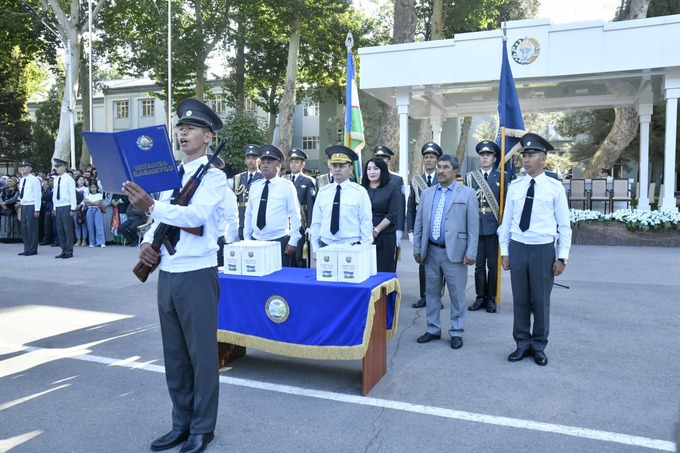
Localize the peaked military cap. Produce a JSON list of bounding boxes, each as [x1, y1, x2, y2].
[[259, 144, 285, 162], [20, 158, 35, 168], [288, 148, 308, 160], [520, 133, 554, 153], [244, 144, 261, 156], [325, 145, 358, 164], [373, 145, 394, 158], [421, 142, 443, 157], [475, 140, 500, 157], [53, 158, 68, 167], [176, 98, 223, 132]]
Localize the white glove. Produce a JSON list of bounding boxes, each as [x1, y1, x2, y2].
[[408, 232, 414, 245], [396, 230, 403, 244]]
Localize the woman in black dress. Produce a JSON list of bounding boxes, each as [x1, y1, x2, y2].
[[361, 158, 402, 273]]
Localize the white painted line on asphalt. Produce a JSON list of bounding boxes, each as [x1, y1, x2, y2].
[[2, 343, 675, 452]]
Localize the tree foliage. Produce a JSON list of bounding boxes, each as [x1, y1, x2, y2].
[[217, 111, 268, 174]]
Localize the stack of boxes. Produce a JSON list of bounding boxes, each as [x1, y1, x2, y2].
[[316, 243, 377, 283], [222, 240, 282, 276]]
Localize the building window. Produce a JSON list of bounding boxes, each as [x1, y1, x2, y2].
[[141, 99, 155, 117], [302, 136, 319, 150], [337, 128, 343, 143], [245, 98, 257, 112], [115, 101, 129, 119], [208, 95, 226, 114], [76, 111, 84, 122], [303, 101, 318, 117]]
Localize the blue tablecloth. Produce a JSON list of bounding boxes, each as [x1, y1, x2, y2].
[[217, 268, 401, 360]]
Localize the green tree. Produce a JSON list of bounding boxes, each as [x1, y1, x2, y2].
[[218, 111, 268, 174]]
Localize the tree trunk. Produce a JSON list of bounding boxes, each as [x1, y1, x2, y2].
[[456, 116, 472, 165], [379, 0, 415, 172], [627, 0, 650, 19], [234, 21, 246, 114], [277, 14, 301, 151], [584, 105, 639, 177], [53, 33, 80, 166]]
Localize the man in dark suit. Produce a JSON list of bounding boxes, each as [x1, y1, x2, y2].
[[287, 148, 316, 267], [231, 145, 262, 240], [465, 140, 507, 313], [408, 142, 441, 308], [413, 154, 479, 350], [498, 133, 571, 367]]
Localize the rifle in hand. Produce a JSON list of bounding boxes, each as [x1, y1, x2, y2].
[[133, 138, 227, 282]]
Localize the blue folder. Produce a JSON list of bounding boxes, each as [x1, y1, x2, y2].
[[82, 125, 181, 194]]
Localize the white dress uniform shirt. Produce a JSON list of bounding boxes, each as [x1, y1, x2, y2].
[[18, 173, 42, 207], [52, 175, 77, 210], [221, 186, 239, 243], [243, 176, 301, 246], [309, 180, 373, 251], [143, 155, 227, 273], [498, 172, 572, 259]]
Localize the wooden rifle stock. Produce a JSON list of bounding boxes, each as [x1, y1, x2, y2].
[[132, 138, 227, 283]]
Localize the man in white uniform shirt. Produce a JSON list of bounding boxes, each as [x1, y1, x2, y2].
[[498, 132, 571, 367], [51, 158, 77, 258], [17, 158, 43, 256], [243, 144, 301, 267], [309, 145, 372, 251], [123, 98, 226, 453]]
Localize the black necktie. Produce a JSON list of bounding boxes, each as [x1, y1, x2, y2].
[[519, 178, 535, 232], [57, 176, 61, 200], [291, 175, 295, 184], [247, 173, 253, 185], [330, 175, 334, 184], [484, 172, 488, 181], [257, 180, 269, 230], [20, 179, 26, 198], [330, 185, 341, 234], [427, 175, 432, 187], [171, 165, 185, 201]]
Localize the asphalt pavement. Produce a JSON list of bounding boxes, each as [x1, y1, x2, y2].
[[1, 240, 679, 452]]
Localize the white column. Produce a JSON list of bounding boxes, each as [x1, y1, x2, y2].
[[661, 79, 680, 211], [396, 92, 410, 196], [430, 108, 442, 145], [637, 103, 652, 211]]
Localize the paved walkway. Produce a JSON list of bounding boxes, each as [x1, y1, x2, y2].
[[0, 240, 678, 452]]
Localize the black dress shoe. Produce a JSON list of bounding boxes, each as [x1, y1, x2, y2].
[[468, 298, 485, 311], [55, 253, 65, 259], [450, 337, 463, 349], [417, 332, 441, 343], [508, 348, 532, 362], [486, 302, 496, 313], [24, 252, 37, 256], [61, 254, 73, 259], [412, 298, 426, 308], [18, 252, 27, 256], [50, 243, 59, 247], [179, 433, 214, 453], [533, 350, 548, 366], [151, 430, 190, 451]]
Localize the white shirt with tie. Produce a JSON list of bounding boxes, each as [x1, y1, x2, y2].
[[18, 174, 42, 207], [243, 176, 301, 246], [52, 175, 78, 210]]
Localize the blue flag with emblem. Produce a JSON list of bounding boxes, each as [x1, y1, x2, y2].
[[495, 36, 525, 178], [345, 32, 365, 182]]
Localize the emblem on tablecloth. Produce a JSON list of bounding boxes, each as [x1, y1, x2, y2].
[[265, 295, 290, 323]]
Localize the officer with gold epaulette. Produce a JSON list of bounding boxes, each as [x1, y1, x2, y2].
[[465, 140, 507, 313], [316, 146, 356, 188], [231, 145, 262, 240], [287, 148, 316, 267]]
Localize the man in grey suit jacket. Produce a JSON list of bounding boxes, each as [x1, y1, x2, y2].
[[413, 154, 479, 350]]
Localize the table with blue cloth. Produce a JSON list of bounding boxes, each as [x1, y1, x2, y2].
[[217, 268, 401, 395]]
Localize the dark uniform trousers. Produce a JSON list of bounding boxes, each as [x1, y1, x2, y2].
[[508, 240, 555, 351], [291, 227, 308, 268], [157, 267, 220, 433], [55, 206, 74, 254], [20, 205, 39, 254], [475, 233, 499, 302]]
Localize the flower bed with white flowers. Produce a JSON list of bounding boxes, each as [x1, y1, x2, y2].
[[569, 209, 680, 247]]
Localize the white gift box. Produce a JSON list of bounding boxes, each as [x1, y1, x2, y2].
[[315, 247, 338, 282], [316, 243, 376, 283], [224, 240, 282, 276]]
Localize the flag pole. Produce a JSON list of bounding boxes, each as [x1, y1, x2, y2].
[[496, 126, 507, 312]]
